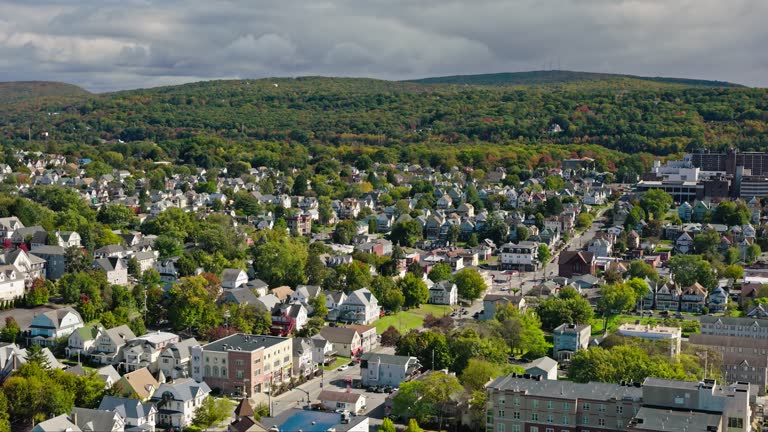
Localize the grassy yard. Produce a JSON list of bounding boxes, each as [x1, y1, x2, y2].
[[323, 356, 351, 371], [374, 304, 454, 333]]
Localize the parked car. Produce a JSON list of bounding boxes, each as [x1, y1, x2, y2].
[[338, 365, 349, 371], [368, 385, 379, 393]]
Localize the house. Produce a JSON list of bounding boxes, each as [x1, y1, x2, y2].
[[190, 334, 294, 396], [587, 238, 612, 258], [30, 245, 67, 279], [70, 407, 125, 432], [56, 231, 82, 248], [123, 331, 180, 373], [557, 251, 595, 278], [270, 286, 294, 302], [290, 285, 322, 306], [552, 323, 591, 361], [0, 265, 24, 302], [245, 279, 269, 297], [219, 288, 260, 307], [28, 308, 84, 345], [320, 327, 362, 358], [360, 352, 421, 387], [524, 356, 558, 380], [286, 213, 312, 236], [158, 337, 199, 379], [337, 288, 380, 325], [93, 257, 128, 285], [428, 280, 458, 305], [678, 202, 693, 222], [680, 282, 707, 313], [318, 390, 366, 415], [98, 396, 157, 431], [221, 269, 248, 290], [345, 324, 378, 353], [481, 294, 526, 321], [228, 398, 268, 432], [133, 251, 157, 273], [675, 232, 694, 254], [149, 378, 211, 428], [90, 325, 137, 365], [292, 338, 316, 378], [95, 365, 122, 388], [1, 248, 46, 281], [271, 303, 308, 335], [310, 335, 336, 366], [499, 242, 540, 271], [116, 367, 160, 401], [0, 216, 24, 240], [708, 286, 729, 313], [32, 414, 81, 432], [67, 324, 102, 357]]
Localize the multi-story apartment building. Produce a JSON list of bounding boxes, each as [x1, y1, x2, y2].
[[689, 334, 768, 396], [499, 242, 540, 271], [486, 375, 753, 432], [190, 333, 293, 397], [700, 316, 768, 339]]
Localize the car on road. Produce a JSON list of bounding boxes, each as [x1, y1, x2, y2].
[[462, 310, 469, 315], [349, 360, 357, 366], [367, 385, 379, 392], [504, 270, 520, 276], [338, 365, 349, 371]]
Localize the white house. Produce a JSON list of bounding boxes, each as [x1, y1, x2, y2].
[[29, 308, 84, 344], [428, 280, 458, 305], [318, 390, 366, 415], [98, 396, 157, 431], [149, 379, 211, 428], [0, 265, 24, 302], [93, 257, 128, 285], [338, 288, 380, 325], [221, 268, 248, 290], [499, 241, 540, 271]]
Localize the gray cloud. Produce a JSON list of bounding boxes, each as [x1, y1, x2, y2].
[[0, 0, 765, 91]]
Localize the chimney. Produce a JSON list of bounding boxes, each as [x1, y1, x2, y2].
[[71, 412, 78, 427]]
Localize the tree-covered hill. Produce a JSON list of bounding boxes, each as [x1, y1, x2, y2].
[[0, 81, 91, 104], [0, 75, 767, 179], [407, 70, 744, 89]]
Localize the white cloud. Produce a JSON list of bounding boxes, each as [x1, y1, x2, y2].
[[0, 0, 763, 91]]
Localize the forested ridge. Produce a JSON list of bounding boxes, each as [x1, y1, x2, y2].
[[1, 75, 768, 178]]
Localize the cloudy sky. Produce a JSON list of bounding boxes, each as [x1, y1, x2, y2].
[[0, 0, 765, 92]]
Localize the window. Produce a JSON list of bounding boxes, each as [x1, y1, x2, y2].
[[498, 410, 505, 417], [513, 397, 520, 406], [547, 414, 553, 424], [616, 406, 623, 414], [546, 429, 554, 432], [582, 403, 590, 411], [547, 401, 553, 409], [530, 427, 538, 432], [598, 404, 605, 412], [563, 402, 570, 411], [513, 412, 520, 420], [581, 416, 589, 425], [511, 426, 520, 432], [236, 370, 244, 379], [728, 417, 744, 428], [597, 418, 605, 427], [221, 367, 227, 376], [531, 413, 538, 421], [193, 367, 199, 374], [496, 424, 505, 432], [204, 366, 210, 376], [532, 400, 539, 409], [235, 360, 244, 366], [562, 416, 569, 425]]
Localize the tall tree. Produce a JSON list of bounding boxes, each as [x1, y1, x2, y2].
[[399, 273, 429, 307], [453, 268, 487, 301]]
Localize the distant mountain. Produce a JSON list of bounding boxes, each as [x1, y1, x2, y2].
[[0, 81, 91, 104], [406, 70, 744, 88]]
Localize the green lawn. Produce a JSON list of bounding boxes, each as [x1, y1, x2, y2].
[[323, 356, 351, 371], [374, 304, 453, 333]]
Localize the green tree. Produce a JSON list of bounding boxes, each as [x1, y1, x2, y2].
[[428, 263, 452, 283], [379, 417, 396, 432], [26, 278, 50, 307], [667, 254, 717, 289], [722, 264, 744, 282], [494, 304, 549, 358], [747, 243, 762, 264], [515, 225, 530, 242], [453, 268, 487, 301], [399, 273, 428, 307], [25, 344, 51, 370], [405, 419, 424, 432], [460, 358, 514, 392], [371, 276, 405, 311], [251, 234, 308, 287], [192, 396, 232, 430], [449, 328, 509, 373], [640, 190, 673, 220], [478, 215, 508, 246], [597, 283, 637, 328], [537, 244, 551, 266], [393, 372, 464, 425], [627, 260, 658, 282], [391, 219, 423, 247], [334, 220, 358, 245], [536, 287, 594, 330], [167, 276, 222, 334], [309, 293, 328, 318], [625, 277, 650, 300], [0, 392, 9, 432], [396, 330, 452, 370], [466, 233, 479, 247], [0, 317, 19, 343], [97, 204, 137, 230]]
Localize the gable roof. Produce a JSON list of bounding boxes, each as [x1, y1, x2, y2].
[[150, 378, 211, 403], [318, 390, 364, 404], [558, 251, 594, 265], [99, 395, 157, 420], [320, 327, 359, 344], [119, 368, 159, 399]]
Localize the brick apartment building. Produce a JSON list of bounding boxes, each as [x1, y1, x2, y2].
[[190, 334, 293, 397]]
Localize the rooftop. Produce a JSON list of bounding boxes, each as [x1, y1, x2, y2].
[[627, 407, 721, 431], [489, 375, 642, 402], [260, 408, 367, 432], [203, 333, 290, 352]]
